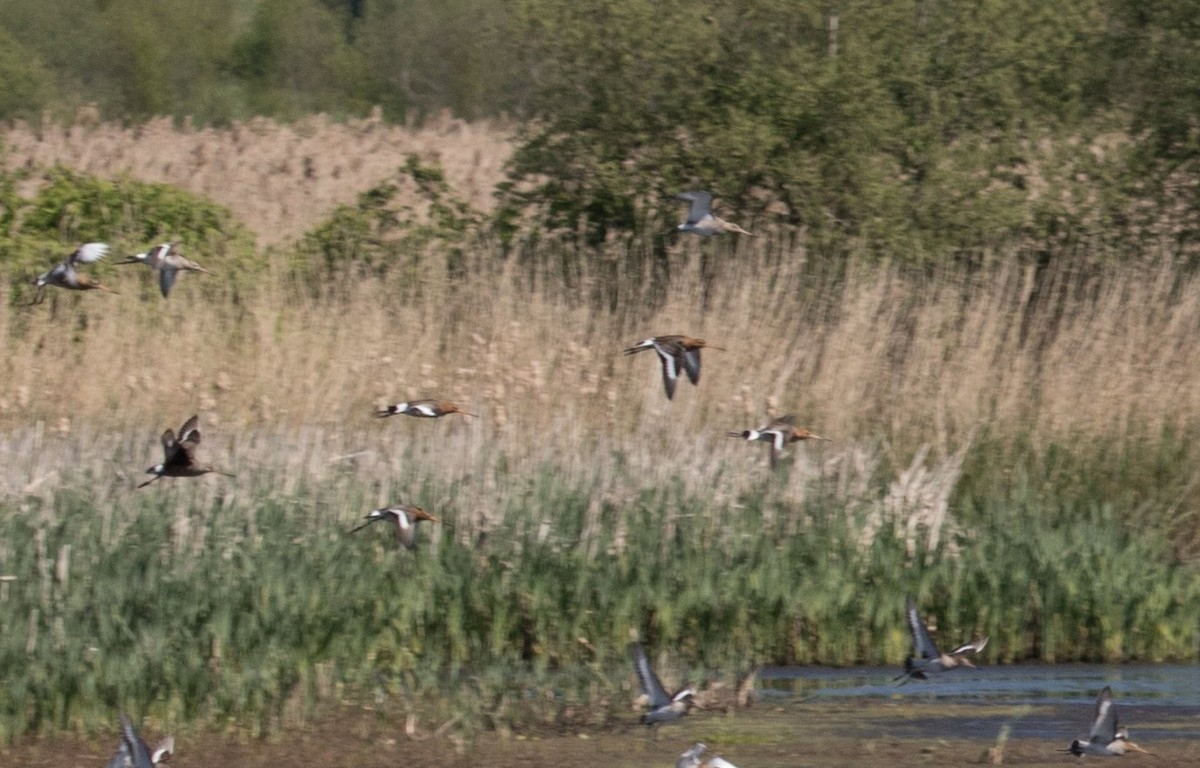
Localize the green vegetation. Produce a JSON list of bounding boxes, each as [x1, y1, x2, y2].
[[297, 155, 480, 293], [501, 0, 1200, 259], [1, 167, 257, 307], [3, 0, 1200, 744], [2, 2, 1199, 260], [0, 0, 521, 123], [1, 435, 1196, 741]]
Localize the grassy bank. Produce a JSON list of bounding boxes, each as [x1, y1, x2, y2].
[[0, 432, 1196, 741]]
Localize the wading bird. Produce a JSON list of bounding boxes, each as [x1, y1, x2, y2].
[[375, 399, 476, 419], [729, 415, 830, 468], [137, 415, 235, 488], [31, 242, 116, 303], [675, 191, 753, 237], [895, 594, 988, 683], [678, 743, 739, 768], [630, 641, 695, 731], [107, 714, 173, 768], [1065, 687, 1154, 756], [624, 335, 723, 400], [349, 503, 440, 550], [117, 242, 211, 298]]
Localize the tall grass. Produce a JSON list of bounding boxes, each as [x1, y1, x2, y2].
[[2, 222, 1200, 739], [0, 431, 1194, 741]]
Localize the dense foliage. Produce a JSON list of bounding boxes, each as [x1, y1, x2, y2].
[[1, 451, 1196, 740], [3, 1, 1199, 256], [0, 167, 257, 307]]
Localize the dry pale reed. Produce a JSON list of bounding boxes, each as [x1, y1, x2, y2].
[[4, 116, 1200, 552]]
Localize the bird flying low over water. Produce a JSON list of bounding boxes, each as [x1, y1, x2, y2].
[[31, 242, 116, 303], [729, 415, 830, 468], [107, 714, 173, 768], [630, 641, 695, 728], [1065, 687, 1154, 756], [375, 399, 476, 419], [675, 191, 753, 237], [137, 415, 235, 488], [624, 335, 722, 400], [117, 242, 211, 298], [895, 594, 988, 683], [677, 743, 739, 768], [349, 503, 441, 550]]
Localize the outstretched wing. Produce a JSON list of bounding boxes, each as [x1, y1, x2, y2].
[[106, 735, 131, 768], [116, 714, 155, 768], [629, 642, 671, 709], [159, 266, 179, 297], [680, 347, 702, 385], [1088, 687, 1118, 742], [178, 415, 200, 445], [765, 429, 788, 453], [948, 636, 988, 657], [653, 345, 681, 400], [71, 242, 110, 266], [766, 415, 796, 430], [905, 595, 940, 659], [151, 736, 174, 765], [676, 191, 713, 225]]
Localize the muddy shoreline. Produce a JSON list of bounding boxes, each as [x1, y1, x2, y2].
[[5, 698, 1195, 768]]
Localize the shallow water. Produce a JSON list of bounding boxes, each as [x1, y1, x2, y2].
[[9, 672, 1200, 768], [761, 663, 1200, 740]]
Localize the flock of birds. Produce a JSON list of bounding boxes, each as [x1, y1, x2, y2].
[[28, 194, 818, 557], [29, 191, 745, 303], [31, 241, 211, 303], [628, 596, 1153, 765], [98, 625, 1149, 767], [29, 192, 1152, 763]]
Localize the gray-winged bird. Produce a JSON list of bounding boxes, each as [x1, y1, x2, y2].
[[624, 335, 722, 400], [675, 191, 753, 237], [895, 594, 988, 683]]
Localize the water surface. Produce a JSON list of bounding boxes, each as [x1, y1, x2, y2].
[[761, 663, 1200, 741]]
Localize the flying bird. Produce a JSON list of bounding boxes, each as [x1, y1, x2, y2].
[[349, 503, 441, 550], [630, 641, 695, 729], [675, 191, 753, 237], [895, 594, 988, 683], [137, 415, 235, 488], [729, 415, 830, 467], [106, 714, 173, 768], [31, 242, 116, 303], [117, 242, 211, 298], [375, 399, 476, 419], [624, 335, 722, 400], [1065, 687, 1154, 756]]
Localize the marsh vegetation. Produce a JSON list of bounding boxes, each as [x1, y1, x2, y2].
[[2, 0, 1200, 746], [1, 146, 1199, 741]]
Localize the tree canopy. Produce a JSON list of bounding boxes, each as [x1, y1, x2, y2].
[[2, 0, 1198, 259]]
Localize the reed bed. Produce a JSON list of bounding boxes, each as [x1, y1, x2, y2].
[[0, 110, 513, 246], [2, 226, 1200, 739], [2, 120, 1200, 737]]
